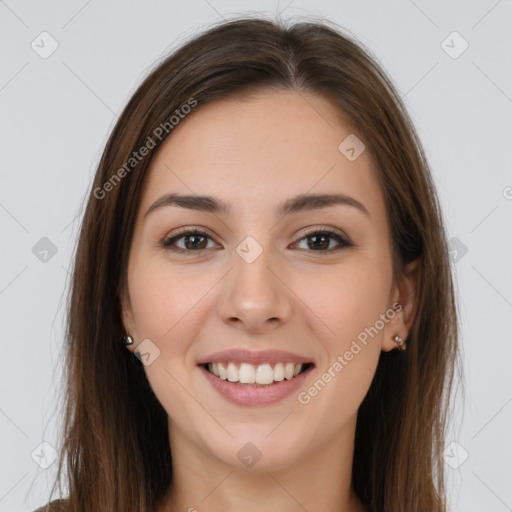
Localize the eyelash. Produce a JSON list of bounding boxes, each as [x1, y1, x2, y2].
[[161, 227, 352, 254]]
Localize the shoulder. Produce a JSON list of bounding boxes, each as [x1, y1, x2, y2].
[[33, 499, 69, 512]]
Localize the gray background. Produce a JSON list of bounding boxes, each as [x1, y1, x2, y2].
[[1, 1, 511, 511]]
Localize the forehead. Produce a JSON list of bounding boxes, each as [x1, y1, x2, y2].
[[139, 90, 385, 222]]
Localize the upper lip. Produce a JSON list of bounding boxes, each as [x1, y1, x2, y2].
[[197, 349, 314, 366]]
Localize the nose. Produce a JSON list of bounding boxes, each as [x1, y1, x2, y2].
[[217, 246, 293, 334]]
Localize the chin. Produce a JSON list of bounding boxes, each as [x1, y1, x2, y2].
[[205, 430, 306, 473]]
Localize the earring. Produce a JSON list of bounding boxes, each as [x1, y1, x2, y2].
[[393, 335, 406, 351], [123, 335, 134, 346]]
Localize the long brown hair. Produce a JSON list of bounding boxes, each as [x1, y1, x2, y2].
[[42, 15, 460, 512]]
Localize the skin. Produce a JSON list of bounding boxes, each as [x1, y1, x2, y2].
[[121, 90, 420, 512]]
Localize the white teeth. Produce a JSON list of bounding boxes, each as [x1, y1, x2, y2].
[[274, 362, 284, 381], [207, 361, 307, 384], [226, 362, 238, 382], [284, 362, 295, 380], [239, 363, 256, 383], [217, 362, 227, 380], [255, 363, 274, 385]]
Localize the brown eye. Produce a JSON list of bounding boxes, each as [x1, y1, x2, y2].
[[294, 230, 352, 252], [162, 229, 217, 252]]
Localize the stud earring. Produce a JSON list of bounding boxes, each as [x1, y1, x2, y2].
[[123, 335, 134, 346], [393, 335, 406, 351]]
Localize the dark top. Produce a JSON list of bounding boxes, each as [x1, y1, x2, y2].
[[33, 499, 68, 512]]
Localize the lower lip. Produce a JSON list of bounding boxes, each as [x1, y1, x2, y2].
[[199, 365, 314, 406]]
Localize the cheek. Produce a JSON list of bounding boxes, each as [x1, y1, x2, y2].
[[291, 261, 390, 413], [128, 257, 210, 341], [127, 261, 209, 426], [295, 260, 391, 346]]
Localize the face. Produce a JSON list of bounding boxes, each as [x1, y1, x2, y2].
[[121, 90, 417, 472]]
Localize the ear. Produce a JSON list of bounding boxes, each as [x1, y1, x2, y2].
[[119, 283, 137, 352], [381, 258, 421, 352]]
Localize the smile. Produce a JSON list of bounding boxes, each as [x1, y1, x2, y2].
[[198, 353, 315, 406], [203, 361, 314, 386]]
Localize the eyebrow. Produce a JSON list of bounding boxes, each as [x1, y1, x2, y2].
[[144, 192, 370, 219]]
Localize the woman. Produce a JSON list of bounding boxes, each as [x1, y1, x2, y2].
[[35, 15, 460, 512]]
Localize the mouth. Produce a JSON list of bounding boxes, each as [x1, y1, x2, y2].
[[198, 354, 315, 407], [200, 361, 315, 387], [197, 348, 316, 406]]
